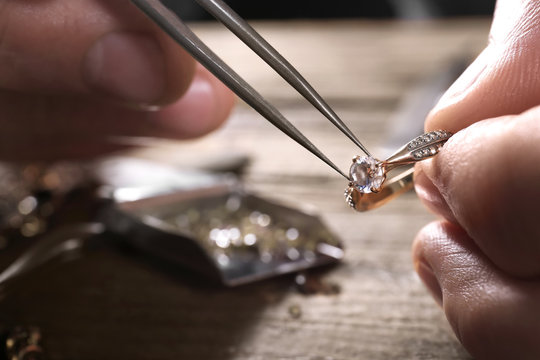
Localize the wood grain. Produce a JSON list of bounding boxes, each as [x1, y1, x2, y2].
[[0, 19, 490, 359]]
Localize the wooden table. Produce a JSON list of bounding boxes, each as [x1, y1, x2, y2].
[[0, 19, 490, 359]]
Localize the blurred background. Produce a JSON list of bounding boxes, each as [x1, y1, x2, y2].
[[0, 2, 498, 360], [162, 0, 496, 20]]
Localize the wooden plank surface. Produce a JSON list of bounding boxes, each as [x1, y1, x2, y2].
[[0, 20, 490, 359]]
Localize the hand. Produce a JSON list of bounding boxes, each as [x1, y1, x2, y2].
[[0, 0, 234, 162], [413, 0, 540, 358]]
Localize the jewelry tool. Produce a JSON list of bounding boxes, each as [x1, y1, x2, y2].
[[134, 0, 455, 211], [130, 0, 452, 211]]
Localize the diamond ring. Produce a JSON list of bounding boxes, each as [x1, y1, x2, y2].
[[345, 130, 452, 211]]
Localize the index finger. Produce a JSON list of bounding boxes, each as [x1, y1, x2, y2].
[[416, 106, 540, 278], [426, 0, 540, 132]]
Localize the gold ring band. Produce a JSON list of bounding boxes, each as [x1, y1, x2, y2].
[[345, 167, 414, 211]]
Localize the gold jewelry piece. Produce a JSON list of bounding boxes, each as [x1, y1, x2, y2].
[[345, 130, 452, 211]]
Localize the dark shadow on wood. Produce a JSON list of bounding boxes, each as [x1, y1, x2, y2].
[[0, 235, 298, 360]]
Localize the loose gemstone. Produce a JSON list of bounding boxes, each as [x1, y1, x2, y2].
[[349, 156, 385, 193]]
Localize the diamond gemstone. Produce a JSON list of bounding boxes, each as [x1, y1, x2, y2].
[[349, 156, 385, 193]]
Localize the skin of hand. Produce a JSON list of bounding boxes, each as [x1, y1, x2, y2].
[[413, 0, 540, 358], [0, 0, 235, 161]]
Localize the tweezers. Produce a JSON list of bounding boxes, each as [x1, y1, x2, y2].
[[130, 0, 371, 180]]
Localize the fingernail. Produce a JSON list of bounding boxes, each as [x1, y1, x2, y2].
[[149, 71, 222, 138], [414, 165, 456, 223], [83, 32, 165, 103], [415, 259, 443, 307]]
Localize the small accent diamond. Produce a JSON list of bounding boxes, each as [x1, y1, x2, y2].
[[344, 187, 355, 208]]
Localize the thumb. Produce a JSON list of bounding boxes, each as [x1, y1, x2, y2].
[[426, 0, 540, 131], [0, 0, 194, 105]]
